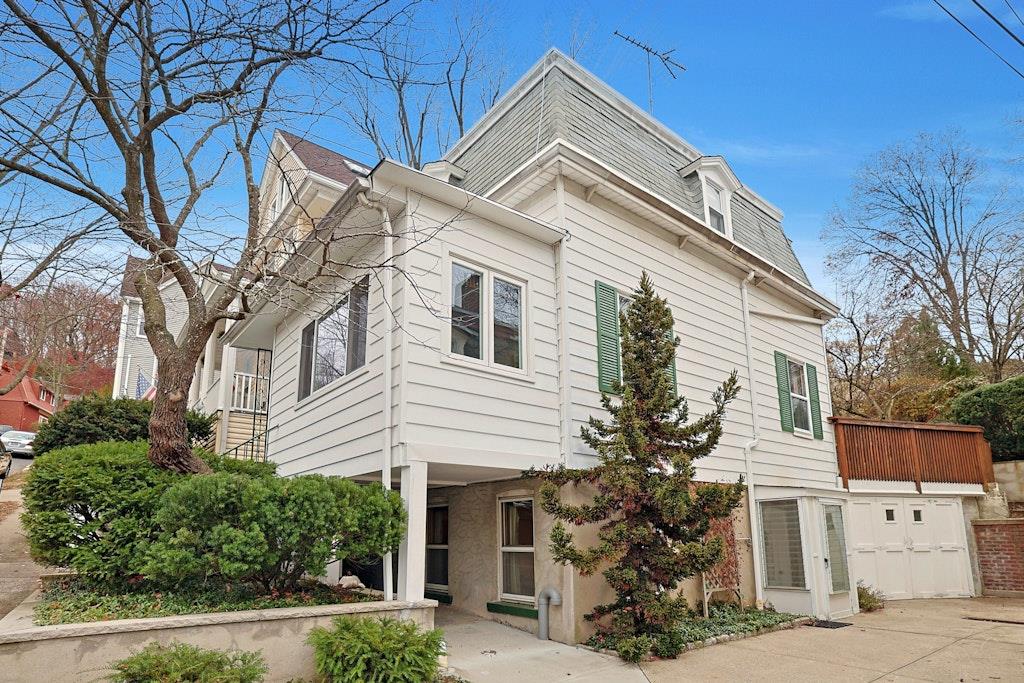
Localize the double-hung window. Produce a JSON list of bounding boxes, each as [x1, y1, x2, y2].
[[297, 276, 369, 400], [450, 260, 524, 371], [136, 307, 146, 337], [499, 499, 535, 602], [426, 506, 449, 592], [706, 181, 726, 234], [773, 351, 823, 439]]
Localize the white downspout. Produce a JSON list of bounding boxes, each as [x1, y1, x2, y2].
[[740, 271, 765, 607], [359, 191, 395, 601]]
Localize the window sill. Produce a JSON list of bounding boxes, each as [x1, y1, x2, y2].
[[293, 365, 371, 413], [439, 353, 535, 384], [487, 601, 538, 619], [763, 585, 809, 592], [425, 590, 452, 604], [792, 429, 814, 440]]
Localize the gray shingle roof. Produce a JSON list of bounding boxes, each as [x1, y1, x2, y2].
[[445, 51, 811, 286]]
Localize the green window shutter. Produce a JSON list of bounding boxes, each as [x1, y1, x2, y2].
[[665, 330, 677, 396], [774, 351, 794, 433], [594, 281, 621, 393], [806, 363, 824, 440]]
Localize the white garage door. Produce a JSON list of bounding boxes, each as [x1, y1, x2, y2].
[[847, 497, 973, 600]]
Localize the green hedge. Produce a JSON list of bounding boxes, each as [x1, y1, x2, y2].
[[308, 616, 444, 683], [948, 375, 1024, 461], [33, 395, 215, 456], [21, 441, 272, 587], [145, 473, 405, 592], [108, 642, 266, 683]]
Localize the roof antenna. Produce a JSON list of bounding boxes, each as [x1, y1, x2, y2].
[[613, 30, 686, 115]]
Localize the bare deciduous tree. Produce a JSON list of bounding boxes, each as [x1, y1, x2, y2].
[[342, 5, 505, 169], [0, 0, 411, 472], [826, 131, 1024, 382]]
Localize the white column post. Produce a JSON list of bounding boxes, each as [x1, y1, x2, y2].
[[397, 460, 427, 602], [216, 345, 236, 452]]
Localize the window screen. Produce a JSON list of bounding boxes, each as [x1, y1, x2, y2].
[[760, 500, 806, 589]]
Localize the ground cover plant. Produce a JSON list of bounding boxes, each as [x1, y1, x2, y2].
[[107, 642, 266, 683]]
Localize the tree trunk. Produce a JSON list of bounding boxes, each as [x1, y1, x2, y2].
[[147, 354, 210, 474]]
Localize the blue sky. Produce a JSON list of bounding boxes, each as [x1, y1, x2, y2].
[[407, 0, 1024, 295], [191, 1, 1021, 296]]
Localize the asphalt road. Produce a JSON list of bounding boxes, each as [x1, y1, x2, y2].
[[9, 454, 32, 474]]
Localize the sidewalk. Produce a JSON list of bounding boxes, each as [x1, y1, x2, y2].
[[0, 492, 45, 620]]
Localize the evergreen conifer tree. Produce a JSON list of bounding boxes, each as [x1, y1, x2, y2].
[[536, 273, 743, 660]]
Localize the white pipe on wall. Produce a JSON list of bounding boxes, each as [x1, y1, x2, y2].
[[359, 191, 395, 601], [740, 270, 766, 607]]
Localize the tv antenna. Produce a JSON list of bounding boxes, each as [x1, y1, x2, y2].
[[613, 30, 686, 115]]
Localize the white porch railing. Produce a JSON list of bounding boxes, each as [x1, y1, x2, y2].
[[230, 372, 270, 413]]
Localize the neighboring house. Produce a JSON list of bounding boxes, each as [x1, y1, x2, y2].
[[0, 370, 56, 430], [225, 49, 856, 643]]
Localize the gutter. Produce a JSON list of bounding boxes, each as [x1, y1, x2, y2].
[[357, 190, 395, 602], [740, 271, 765, 607]]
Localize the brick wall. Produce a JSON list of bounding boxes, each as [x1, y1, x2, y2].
[[973, 519, 1024, 594]]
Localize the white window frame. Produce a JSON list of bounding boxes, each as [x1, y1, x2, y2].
[[444, 254, 529, 376], [135, 305, 146, 338], [38, 387, 46, 402], [700, 174, 734, 239], [787, 358, 813, 437], [274, 171, 289, 219], [498, 497, 535, 604], [296, 277, 369, 402], [425, 504, 449, 593], [758, 498, 808, 591]]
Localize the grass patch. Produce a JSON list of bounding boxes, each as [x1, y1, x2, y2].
[[586, 604, 802, 653], [34, 578, 373, 626]]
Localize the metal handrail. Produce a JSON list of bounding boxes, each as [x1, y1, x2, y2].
[[224, 430, 268, 463]]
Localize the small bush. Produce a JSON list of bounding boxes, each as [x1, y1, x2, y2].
[[947, 375, 1024, 461], [857, 581, 885, 612], [108, 642, 266, 683], [145, 473, 405, 592], [34, 394, 215, 455], [652, 629, 685, 658], [22, 441, 272, 587], [615, 634, 655, 663], [307, 616, 444, 683]]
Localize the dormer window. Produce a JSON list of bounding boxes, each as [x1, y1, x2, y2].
[[706, 181, 726, 234], [679, 156, 743, 241]]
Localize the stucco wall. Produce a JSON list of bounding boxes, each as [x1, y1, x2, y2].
[[0, 600, 435, 683], [434, 479, 755, 645], [993, 460, 1024, 502]]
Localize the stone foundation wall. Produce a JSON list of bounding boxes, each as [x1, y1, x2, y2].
[[993, 461, 1024, 502], [972, 519, 1024, 595], [0, 599, 435, 682]]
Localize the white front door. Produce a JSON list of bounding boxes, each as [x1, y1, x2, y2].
[[820, 502, 854, 618], [847, 496, 972, 600]]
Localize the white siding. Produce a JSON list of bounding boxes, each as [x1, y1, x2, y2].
[[264, 238, 387, 477], [398, 195, 561, 463], [554, 181, 836, 488]]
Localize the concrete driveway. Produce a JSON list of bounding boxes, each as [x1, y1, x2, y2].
[[437, 607, 646, 682], [642, 598, 1024, 682]]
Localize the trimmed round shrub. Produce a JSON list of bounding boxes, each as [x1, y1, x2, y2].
[[947, 375, 1024, 461], [307, 616, 443, 683], [21, 441, 273, 586], [144, 473, 405, 592], [615, 634, 655, 663], [108, 642, 266, 683], [33, 394, 215, 456]]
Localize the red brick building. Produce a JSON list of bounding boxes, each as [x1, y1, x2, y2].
[[0, 371, 56, 431]]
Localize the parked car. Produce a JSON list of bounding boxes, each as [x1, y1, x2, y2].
[[0, 442, 11, 494], [0, 425, 14, 435], [1, 430, 35, 457]]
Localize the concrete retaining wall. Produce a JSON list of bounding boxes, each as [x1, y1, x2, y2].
[[0, 598, 436, 683], [993, 460, 1024, 502]]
